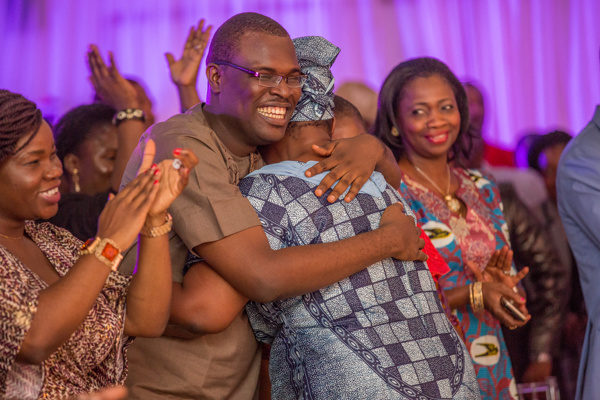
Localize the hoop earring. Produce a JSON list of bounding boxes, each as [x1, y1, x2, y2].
[[391, 126, 400, 137], [72, 168, 81, 193]]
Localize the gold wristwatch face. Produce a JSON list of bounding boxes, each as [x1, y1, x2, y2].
[[99, 241, 119, 261], [79, 237, 122, 271], [95, 238, 123, 270]]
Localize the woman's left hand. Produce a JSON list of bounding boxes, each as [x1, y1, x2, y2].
[[467, 247, 530, 326], [305, 134, 384, 203]]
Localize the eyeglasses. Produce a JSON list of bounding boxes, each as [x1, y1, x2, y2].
[[213, 61, 307, 88]]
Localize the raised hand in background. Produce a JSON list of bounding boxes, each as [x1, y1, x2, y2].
[[86, 44, 147, 191], [165, 19, 213, 112], [87, 44, 139, 111]]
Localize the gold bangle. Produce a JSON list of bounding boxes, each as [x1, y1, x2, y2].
[[469, 283, 475, 310], [472, 281, 484, 312], [140, 213, 173, 237], [79, 237, 123, 272]]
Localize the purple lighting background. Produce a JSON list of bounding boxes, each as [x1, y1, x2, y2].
[[1, 0, 599, 149]]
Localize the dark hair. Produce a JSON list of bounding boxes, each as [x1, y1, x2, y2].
[[206, 12, 289, 64], [53, 103, 116, 161], [334, 95, 364, 123], [527, 130, 572, 171], [287, 119, 334, 138], [0, 89, 43, 163], [372, 57, 470, 162]]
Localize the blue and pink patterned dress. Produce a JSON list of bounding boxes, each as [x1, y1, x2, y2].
[[400, 167, 518, 400]]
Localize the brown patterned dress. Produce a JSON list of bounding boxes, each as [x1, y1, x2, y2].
[[0, 221, 132, 399]]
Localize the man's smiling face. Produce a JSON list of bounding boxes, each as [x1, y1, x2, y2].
[[217, 31, 302, 147]]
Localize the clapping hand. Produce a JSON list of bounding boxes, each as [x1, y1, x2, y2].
[[467, 246, 529, 292], [466, 246, 531, 329], [165, 19, 212, 88], [95, 141, 162, 250], [86, 44, 139, 110], [136, 140, 199, 218]]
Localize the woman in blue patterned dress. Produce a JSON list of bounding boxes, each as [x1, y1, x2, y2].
[[372, 57, 530, 399]]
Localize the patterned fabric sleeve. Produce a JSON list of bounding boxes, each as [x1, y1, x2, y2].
[[24, 222, 133, 396], [103, 272, 132, 307], [240, 175, 291, 343], [0, 251, 40, 394], [238, 174, 291, 249], [40, 221, 132, 304]]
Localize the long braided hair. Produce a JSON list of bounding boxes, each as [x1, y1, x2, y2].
[[0, 89, 42, 163]]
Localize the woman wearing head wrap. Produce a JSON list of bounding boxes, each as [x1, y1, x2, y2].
[[237, 37, 480, 399], [0, 89, 196, 398]]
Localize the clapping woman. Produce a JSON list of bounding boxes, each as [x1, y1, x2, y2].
[[373, 58, 529, 399], [0, 89, 197, 399]]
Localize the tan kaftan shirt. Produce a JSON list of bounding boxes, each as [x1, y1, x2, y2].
[[119, 103, 264, 400]]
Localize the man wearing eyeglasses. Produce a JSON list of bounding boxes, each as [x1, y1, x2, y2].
[[119, 12, 424, 400]]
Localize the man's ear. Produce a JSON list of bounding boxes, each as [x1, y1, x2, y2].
[[62, 153, 80, 176], [206, 63, 222, 94]]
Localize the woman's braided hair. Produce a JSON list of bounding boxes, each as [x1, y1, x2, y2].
[[0, 89, 42, 163]]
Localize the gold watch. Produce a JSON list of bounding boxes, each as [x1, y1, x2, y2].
[[80, 237, 123, 271], [140, 213, 173, 237]]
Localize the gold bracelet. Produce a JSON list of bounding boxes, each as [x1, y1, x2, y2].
[[79, 237, 123, 272], [469, 283, 475, 310], [472, 281, 484, 312], [140, 213, 173, 237]]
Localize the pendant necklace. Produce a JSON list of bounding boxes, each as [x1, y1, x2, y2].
[[413, 164, 462, 213]]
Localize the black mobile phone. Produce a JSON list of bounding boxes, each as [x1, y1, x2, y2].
[[500, 297, 527, 322]]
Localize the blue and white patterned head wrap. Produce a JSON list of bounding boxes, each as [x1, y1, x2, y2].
[[291, 36, 340, 122]]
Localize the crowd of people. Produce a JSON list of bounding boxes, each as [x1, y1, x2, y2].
[[0, 11, 594, 400]]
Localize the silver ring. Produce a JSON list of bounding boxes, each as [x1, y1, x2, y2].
[[172, 159, 182, 170], [503, 270, 511, 276]]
